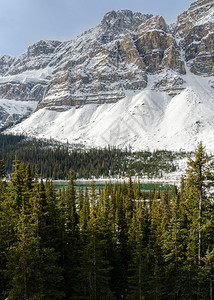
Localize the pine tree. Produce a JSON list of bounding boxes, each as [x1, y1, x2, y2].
[[79, 187, 90, 231], [77, 182, 116, 299], [162, 186, 186, 299], [180, 142, 214, 299], [147, 195, 165, 299], [0, 159, 7, 298], [0, 156, 5, 178], [63, 170, 81, 298], [124, 175, 135, 227], [127, 201, 149, 299], [6, 162, 64, 299]]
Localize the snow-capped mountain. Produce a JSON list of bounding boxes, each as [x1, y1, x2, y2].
[[1, 0, 214, 151]]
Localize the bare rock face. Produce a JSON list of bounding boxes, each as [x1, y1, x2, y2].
[[0, 40, 61, 125], [175, 0, 214, 37], [0, 81, 47, 102], [175, 0, 214, 76], [37, 11, 152, 110], [5, 40, 62, 76], [0, 40, 61, 106], [37, 37, 148, 111], [152, 74, 185, 96], [99, 10, 153, 43], [0, 55, 16, 75], [134, 16, 186, 75], [37, 71, 71, 111], [39, 13, 187, 110], [182, 22, 214, 76]]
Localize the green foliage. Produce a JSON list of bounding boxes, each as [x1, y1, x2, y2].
[[0, 143, 213, 299], [0, 134, 187, 179], [2, 161, 64, 299]]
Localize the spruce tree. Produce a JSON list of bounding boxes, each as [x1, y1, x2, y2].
[[63, 170, 80, 298], [181, 142, 214, 299], [0, 159, 7, 298], [127, 201, 149, 299], [6, 162, 64, 299]]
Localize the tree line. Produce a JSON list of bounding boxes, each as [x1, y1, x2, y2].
[[0, 134, 185, 179], [0, 142, 213, 299]]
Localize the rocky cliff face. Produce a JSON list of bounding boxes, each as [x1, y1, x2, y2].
[[36, 10, 153, 111], [134, 16, 185, 75], [175, 0, 214, 76], [0, 55, 16, 76], [0, 0, 213, 127]]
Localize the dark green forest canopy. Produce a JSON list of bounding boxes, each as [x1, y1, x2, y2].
[[0, 142, 213, 299], [0, 133, 187, 179]]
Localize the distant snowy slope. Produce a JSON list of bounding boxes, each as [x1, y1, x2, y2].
[[5, 90, 170, 149], [0, 99, 37, 128], [6, 70, 214, 151]]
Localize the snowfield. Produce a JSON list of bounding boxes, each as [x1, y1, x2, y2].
[[6, 69, 214, 152], [0, 99, 37, 128]]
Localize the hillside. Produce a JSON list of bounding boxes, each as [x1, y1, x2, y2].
[[1, 0, 214, 151]]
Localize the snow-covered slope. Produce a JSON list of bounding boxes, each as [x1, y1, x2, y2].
[[2, 0, 214, 152], [6, 89, 169, 148], [0, 99, 37, 128], [7, 69, 214, 151]]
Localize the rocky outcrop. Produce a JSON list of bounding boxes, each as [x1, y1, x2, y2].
[[175, 0, 214, 76], [0, 81, 47, 102], [134, 16, 186, 75], [0, 40, 60, 105], [99, 10, 153, 43], [5, 40, 61, 76], [37, 71, 71, 111], [39, 13, 188, 110], [0, 55, 16, 76], [182, 22, 214, 76], [36, 11, 153, 110], [152, 74, 185, 97], [175, 0, 214, 37]]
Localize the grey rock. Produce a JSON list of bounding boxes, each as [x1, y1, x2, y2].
[[175, 0, 214, 76]]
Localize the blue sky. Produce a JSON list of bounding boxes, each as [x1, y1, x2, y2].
[[0, 0, 194, 57]]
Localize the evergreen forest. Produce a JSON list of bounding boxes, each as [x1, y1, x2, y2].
[[0, 142, 213, 299], [0, 134, 186, 179]]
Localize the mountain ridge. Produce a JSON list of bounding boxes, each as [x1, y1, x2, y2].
[[1, 0, 214, 151]]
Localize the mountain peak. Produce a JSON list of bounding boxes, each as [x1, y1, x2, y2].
[[175, 0, 214, 37], [136, 15, 169, 33], [101, 10, 153, 38], [27, 40, 62, 57], [1, 1, 214, 152], [102, 10, 132, 21], [102, 9, 153, 23]]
